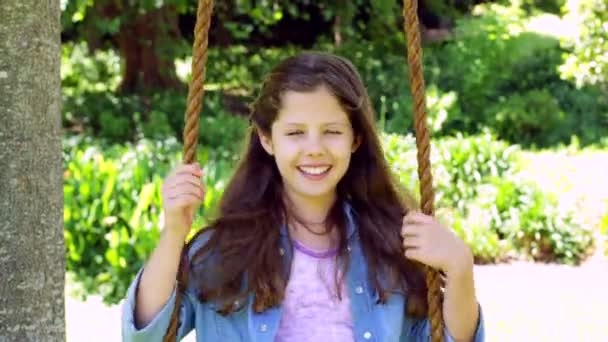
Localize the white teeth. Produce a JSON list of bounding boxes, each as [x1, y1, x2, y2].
[[299, 166, 330, 175]]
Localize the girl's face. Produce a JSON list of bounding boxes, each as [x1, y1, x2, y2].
[[259, 85, 361, 204]]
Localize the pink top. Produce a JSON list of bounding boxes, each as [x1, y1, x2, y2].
[[274, 240, 354, 341]]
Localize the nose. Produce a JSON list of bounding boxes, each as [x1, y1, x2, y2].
[[304, 132, 326, 156]]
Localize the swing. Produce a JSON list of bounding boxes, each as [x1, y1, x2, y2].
[[165, 0, 443, 341]]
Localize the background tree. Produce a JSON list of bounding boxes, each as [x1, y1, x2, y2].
[[60, 0, 483, 94], [0, 0, 65, 340], [62, 0, 191, 93]]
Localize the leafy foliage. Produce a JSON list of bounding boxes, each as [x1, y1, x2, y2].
[[383, 132, 594, 264], [63, 136, 236, 304], [560, 0, 608, 87], [423, 3, 608, 147]]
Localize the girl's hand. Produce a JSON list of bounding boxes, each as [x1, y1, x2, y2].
[[401, 211, 473, 276], [160, 162, 205, 239]]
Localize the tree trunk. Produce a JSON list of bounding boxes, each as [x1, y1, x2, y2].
[[0, 1, 65, 341], [92, 2, 185, 94], [117, 6, 184, 93], [333, 14, 343, 47]]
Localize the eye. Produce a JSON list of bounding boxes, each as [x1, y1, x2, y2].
[[286, 130, 303, 136], [326, 130, 342, 135]]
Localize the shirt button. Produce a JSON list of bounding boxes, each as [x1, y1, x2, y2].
[[355, 286, 364, 294], [279, 247, 285, 256], [363, 331, 372, 339], [260, 324, 268, 332]]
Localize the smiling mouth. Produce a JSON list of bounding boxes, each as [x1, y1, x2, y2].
[[297, 165, 332, 177]]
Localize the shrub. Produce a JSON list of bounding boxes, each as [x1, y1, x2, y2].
[[486, 89, 567, 146], [204, 45, 300, 94], [484, 176, 593, 264], [549, 82, 608, 146], [63, 136, 235, 304], [515, 0, 566, 14], [198, 110, 249, 159], [62, 42, 254, 145], [384, 132, 520, 207], [382, 132, 594, 264], [428, 4, 526, 131]]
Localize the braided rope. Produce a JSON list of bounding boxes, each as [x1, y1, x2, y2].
[[163, 0, 214, 341], [402, 1, 444, 341]]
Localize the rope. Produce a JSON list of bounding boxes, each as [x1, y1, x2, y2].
[[402, 1, 444, 341], [163, 0, 214, 341]]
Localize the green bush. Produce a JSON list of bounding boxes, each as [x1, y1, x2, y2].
[[428, 5, 567, 135], [62, 42, 254, 145], [63, 136, 235, 304], [385, 132, 520, 207], [383, 132, 594, 264], [205, 46, 300, 93], [549, 82, 608, 146], [515, 0, 566, 14], [198, 111, 250, 160], [485, 176, 593, 264], [486, 89, 566, 146], [427, 4, 523, 131], [420, 3, 608, 147]]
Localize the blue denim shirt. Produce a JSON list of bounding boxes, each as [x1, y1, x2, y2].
[[122, 202, 485, 341]]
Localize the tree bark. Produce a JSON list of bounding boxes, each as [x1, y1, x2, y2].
[[91, 1, 184, 94], [116, 5, 184, 93], [0, 1, 65, 341]]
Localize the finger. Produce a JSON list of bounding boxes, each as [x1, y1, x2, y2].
[[400, 223, 423, 238], [175, 165, 203, 178], [402, 213, 420, 225], [403, 247, 422, 261], [403, 211, 431, 225], [166, 174, 204, 190], [165, 183, 205, 200], [168, 184, 205, 201], [163, 168, 201, 189], [170, 162, 202, 176], [172, 194, 204, 207], [402, 235, 422, 249], [163, 185, 203, 203]]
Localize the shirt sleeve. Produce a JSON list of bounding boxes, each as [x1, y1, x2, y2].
[[408, 303, 485, 342], [121, 267, 196, 342]]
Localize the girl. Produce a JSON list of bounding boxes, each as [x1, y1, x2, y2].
[[122, 52, 485, 341]]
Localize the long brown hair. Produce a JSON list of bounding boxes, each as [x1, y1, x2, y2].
[[187, 51, 428, 317]]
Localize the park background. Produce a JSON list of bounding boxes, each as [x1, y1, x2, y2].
[[59, 0, 608, 340]]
